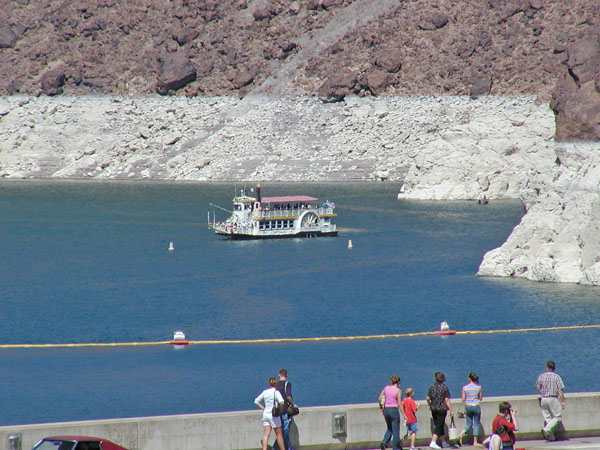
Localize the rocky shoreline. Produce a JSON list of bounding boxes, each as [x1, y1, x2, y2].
[[1, 94, 598, 285], [478, 142, 600, 285]]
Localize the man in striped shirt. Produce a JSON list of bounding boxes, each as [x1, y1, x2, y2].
[[535, 361, 565, 441]]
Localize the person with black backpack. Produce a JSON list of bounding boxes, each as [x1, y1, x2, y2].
[[273, 368, 296, 450]]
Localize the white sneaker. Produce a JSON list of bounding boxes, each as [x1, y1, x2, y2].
[[429, 442, 441, 450]]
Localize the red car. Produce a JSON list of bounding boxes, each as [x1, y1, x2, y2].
[[31, 436, 129, 450]]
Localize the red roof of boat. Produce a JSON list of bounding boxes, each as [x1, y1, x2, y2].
[[261, 195, 318, 203]]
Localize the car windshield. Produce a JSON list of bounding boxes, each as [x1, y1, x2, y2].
[[32, 440, 76, 450]]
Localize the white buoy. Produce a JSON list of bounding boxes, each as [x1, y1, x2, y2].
[[173, 330, 186, 341], [348, 239, 353, 249], [168, 242, 174, 251]]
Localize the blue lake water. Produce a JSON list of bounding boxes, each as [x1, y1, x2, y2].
[[0, 180, 599, 426]]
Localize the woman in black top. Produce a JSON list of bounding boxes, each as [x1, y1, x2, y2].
[[426, 372, 453, 449]]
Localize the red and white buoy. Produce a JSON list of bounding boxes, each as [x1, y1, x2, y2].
[[170, 330, 189, 345], [434, 321, 457, 336]]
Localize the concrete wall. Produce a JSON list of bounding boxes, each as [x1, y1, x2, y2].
[[2, 392, 599, 450]]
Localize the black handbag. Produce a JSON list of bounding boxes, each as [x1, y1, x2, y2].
[[286, 404, 300, 417], [271, 389, 282, 417], [283, 380, 299, 416]]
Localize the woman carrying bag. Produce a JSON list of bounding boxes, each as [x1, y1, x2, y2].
[[426, 372, 453, 450], [255, 377, 286, 450]]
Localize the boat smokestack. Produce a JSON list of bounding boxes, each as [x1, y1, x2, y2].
[[256, 184, 261, 203]]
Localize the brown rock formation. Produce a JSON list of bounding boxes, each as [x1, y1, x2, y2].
[[0, 26, 18, 48], [39, 67, 66, 95], [156, 52, 197, 95], [550, 28, 600, 140], [1, 0, 599, 140]]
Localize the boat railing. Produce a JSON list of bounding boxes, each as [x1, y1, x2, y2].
[[255, 207, 335, 219]]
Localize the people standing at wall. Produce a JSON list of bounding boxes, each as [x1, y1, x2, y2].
[[491, 401, 518, 450], [255, 377, 286, 450], [273, 368, 294, 450], [426, 372, 453, 449], [536, 360, 565, 441], [460, 372, 483, 446], [402, 388, 419, 450], [378, 375, 404, 450]]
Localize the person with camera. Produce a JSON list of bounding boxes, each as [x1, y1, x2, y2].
[[491, 402, 519, 449]]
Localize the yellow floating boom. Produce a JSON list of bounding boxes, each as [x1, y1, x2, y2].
[[0, 324, 598, 349]]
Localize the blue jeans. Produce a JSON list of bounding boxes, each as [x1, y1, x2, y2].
[[382, 407, 402, 450], [272, 413, 291, 450], [464, 404, 481, 436]]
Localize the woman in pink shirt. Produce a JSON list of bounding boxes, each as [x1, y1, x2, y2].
[[378, 375, 405, 450]]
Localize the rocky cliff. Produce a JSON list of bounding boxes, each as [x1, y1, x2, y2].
[[0, 95, 550, 182], [1, 0, 600, 139], [478, 143, 600, 285]]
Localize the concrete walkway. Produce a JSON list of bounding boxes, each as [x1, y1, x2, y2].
[[363, 437, 600, 450], [510, 436, 600, 449], [457, 437, 599, 450]]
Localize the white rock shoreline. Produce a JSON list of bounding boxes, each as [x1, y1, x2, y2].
[[0, 94, 598, 285]]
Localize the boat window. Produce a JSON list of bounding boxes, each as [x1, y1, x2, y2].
[[234, 204, 242, 211]]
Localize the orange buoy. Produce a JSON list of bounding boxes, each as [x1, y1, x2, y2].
[[434, 330, 457, 336]]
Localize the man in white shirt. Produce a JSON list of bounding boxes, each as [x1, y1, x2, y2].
[[536, 361, 565, 441]]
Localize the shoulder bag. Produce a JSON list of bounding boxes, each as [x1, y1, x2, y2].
[[272, 389, 282, 417], [447, 416, 460, 441], [283, 381, 300, 416]]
